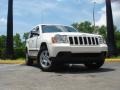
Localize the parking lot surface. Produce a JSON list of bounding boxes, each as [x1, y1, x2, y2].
[[0, 63, 120, 90]]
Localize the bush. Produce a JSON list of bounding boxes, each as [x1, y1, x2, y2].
[[0, 48, 6, 59], [0, 48, 25, 59], [117, 48, 120, 55], [14, 48, 25, 58]]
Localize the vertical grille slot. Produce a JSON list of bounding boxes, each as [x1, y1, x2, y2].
[[69, 37, 73, 44], [95, 38, 99, 45], [92, 37, 95, 45], [79, 37, 83, 45], [74, 37, 78, 44], [88, 37, 92, 45], [83, 37, 87, 45]]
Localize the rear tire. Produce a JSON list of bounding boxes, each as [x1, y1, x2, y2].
[[25, 51, 33, 66], [84, 53, 105, 69]]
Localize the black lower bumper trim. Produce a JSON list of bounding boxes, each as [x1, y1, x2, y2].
[[50, 52, 106, 64]]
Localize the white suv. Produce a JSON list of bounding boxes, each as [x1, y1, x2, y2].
[[26, 24, 108, 71]]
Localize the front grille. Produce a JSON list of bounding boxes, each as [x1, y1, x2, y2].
[[69, 36, 99, 46]]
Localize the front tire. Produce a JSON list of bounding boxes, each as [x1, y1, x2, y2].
[[38, 49, 55, 71], [84, 53, 105, 69]]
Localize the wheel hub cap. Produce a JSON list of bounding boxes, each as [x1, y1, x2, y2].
[[40, 50, 51, 68]]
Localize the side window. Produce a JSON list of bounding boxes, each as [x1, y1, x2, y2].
[[36, 26, 39, 33], [29, 31, 33, 38], [30, 26, 39, 38]]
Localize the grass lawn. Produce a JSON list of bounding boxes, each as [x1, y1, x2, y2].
[[0, 57, 120, 64], [0, 58, 25, 64]]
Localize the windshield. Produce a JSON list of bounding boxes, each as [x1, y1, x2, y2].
[[42, 25, 78, 33]]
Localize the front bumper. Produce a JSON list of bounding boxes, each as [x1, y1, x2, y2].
[[50, 52, 106, 64], [48, 43, 108, 57]]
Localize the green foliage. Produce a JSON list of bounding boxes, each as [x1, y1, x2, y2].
[[72, 21, 107, 38], [0, 48, 6, 59], [14, 48, 25, 58], [115, 31, 120, 49], [0, 35, 6, 59], [115, 31, 120, 40], [97, 26, 107, 39], [14, 33, 24, 48], [0, 33, 27, 59], [72, 21, 94, 33], [23, 32, 29, 41], [13, 33, 26, 59], [0, 35, 6, 49]]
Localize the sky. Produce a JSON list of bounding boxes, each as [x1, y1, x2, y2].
[[0, 0, 120, 35]]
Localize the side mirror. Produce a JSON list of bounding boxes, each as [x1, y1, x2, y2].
[[31, 31, 39, 36]]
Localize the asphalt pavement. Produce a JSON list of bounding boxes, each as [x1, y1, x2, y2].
[[0, 63, 120, 90]]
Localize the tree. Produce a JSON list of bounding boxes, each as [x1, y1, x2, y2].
[[23, 32, 29, 42], [14, 33, 23, 48], [0, 35, 6, 59], [98, 26, 107, 39], [72, 23, 79, 30], [72, 21, 94, 33], [72, 21, 107, 39], [115, 31, 120, 49], [0, 35, 6, 49], [6, 0, 14, 59]]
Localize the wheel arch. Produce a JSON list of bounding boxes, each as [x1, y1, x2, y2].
[[37, 42, 53, 60], [40, 42, 48, 50], [37, 42, 48, 58]]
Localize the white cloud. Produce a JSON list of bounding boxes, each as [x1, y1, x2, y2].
[[112, 2, 120, 29], [96, 2, 120, 30], [96, 12, 106, 26], [96, 6, 106, 26], [0, 17, 7, 26]]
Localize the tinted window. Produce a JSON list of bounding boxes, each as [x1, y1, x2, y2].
[[30, 26, 39, 38], [42, 25, 62, 33], [42, 25, 78, 33]]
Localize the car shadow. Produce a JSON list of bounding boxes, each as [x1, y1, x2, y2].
[[53, 64, 115, 74], [21, 63, 115, 74]]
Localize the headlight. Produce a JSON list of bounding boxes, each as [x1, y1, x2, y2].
[[98, 36, 106, 44], [52, 34, 68, 43]]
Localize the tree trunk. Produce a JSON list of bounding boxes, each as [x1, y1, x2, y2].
[[106, 0, 117, 57], [6, 0, 14, 59]]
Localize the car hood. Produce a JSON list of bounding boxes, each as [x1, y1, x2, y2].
[[42, 32, 101, 37]]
